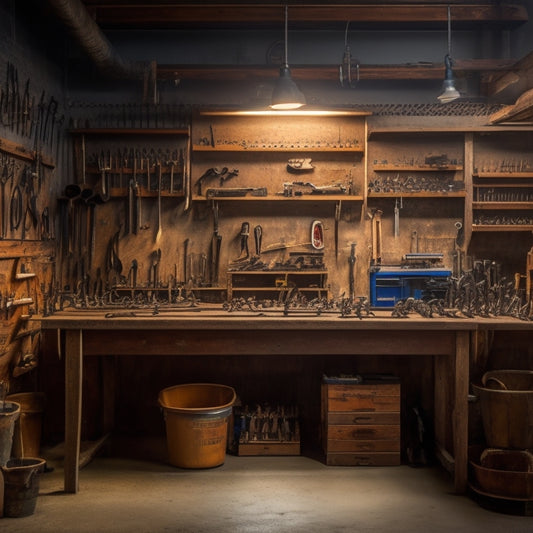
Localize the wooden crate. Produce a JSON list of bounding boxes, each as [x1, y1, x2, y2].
[[235, 403, 300, 456], [322, 375, 401, 466]]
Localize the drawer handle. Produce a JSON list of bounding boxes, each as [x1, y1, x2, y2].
[[352, 429, 375, 438], [353, 416, 372, 423], [356, 457, 373, 466]]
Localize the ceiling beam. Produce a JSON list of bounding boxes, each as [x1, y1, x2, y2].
[[83, 4, 528, 29], [157, 58, 516, 82]]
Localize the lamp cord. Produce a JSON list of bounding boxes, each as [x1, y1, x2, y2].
[[447, 5, 452, 57], [284, 5, 289, 67]]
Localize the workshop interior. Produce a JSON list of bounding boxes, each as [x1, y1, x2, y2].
[[1, 0, 533, 523]]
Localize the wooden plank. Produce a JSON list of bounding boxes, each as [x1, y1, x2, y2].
[[81, 328, 456, 356], [0, 136, 55, 167], [0, 240, 55, 260], [489, 87, 533, 124]]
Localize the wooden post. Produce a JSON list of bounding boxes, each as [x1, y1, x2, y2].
[[453, 330, 469, 493], [65, 329, 83, 493]]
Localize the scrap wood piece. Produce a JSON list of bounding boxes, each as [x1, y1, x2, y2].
[[44, 433, 110, 470], [489, 87, 533, 124]]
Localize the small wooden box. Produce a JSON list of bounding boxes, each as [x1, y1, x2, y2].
[[322, 375, 401, 466], [235, 404, 300, 456]]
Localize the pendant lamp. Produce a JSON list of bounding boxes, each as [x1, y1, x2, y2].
[[438, 5, 460, 103], [270, 5, 306, 110]]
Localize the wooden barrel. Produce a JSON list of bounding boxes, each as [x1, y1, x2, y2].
[[472, 370, 533, 449]]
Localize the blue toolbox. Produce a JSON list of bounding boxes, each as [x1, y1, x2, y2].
[[370, 266, 451, 308]]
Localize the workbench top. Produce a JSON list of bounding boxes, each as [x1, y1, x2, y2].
[[37, 306, 533, 331]]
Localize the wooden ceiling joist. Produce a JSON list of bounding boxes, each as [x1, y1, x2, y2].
[[158, 58, 516, 82], [82, 3, 528, 30]]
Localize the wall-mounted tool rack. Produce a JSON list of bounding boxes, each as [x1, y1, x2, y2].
[[71, 128, 190, 199], [191, 109, 368, 204], [472, 131, 533, 232]]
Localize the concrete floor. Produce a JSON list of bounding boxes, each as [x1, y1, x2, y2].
[[1, 453, 532, 533]]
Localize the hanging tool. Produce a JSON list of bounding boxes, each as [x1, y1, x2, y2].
[[210, 202, 222, 285], [196, 167, 228, 196], [125, 177, 134, 236], [238, 222, 250, 261], [334, 201, 341, 260], [155, 159, 162, 242], [453, 221, 464, 277], [348, 242, 357, 301], [371, 209, 383, 265], [184, 135, 191, 211], [254, 225, 263, 256], [150, 248, 161, 288], [0, 156, 11, 238], [394, 197, 402, 238], [183, 238, 190, 284], [311, 220, 324, 250]]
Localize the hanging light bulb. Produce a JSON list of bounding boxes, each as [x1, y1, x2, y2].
[[271, 5, 306, 110], [438, 6, 460, 104]]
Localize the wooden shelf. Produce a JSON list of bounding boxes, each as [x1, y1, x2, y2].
[[473, 201, 533, 210], [473, 183, 532, 188], [368, 191, 466, 198], [192, 194, 363, 202], [112, 286, 225, 291], [70, 128, 189, 136], [198, 109, 371, 117], [231, 287, 323, 292], [109, 187, 184, 198], [372, 165, 462, 172], [472, 225, 533, 232], [229, 270, 327, 275], [473, 172, 533, 179], [193, 145, 363, 153]]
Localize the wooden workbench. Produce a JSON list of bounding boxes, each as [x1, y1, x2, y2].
[[39, 307, 532, 494]]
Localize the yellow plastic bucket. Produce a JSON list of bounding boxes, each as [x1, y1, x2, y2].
[[158, 383, 236, 468]]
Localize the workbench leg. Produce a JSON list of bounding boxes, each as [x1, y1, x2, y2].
[[65, 329, 83, 494], [453, 331, 469, 493]]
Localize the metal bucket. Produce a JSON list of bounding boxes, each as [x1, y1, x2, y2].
[[471, 370, 533, 449], [2, 457, 46, 517], [158, 383, 236, 469]]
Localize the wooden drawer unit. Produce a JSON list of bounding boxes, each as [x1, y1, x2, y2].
[[322, 377, 401, 466]]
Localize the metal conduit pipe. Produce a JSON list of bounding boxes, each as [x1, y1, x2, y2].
[[47, 0, 145, 79]]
